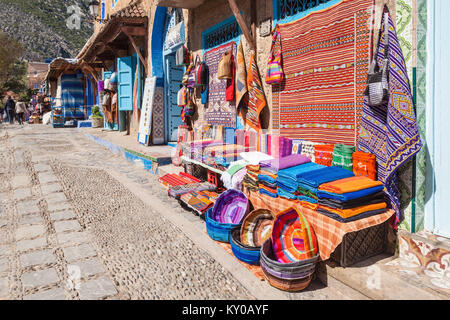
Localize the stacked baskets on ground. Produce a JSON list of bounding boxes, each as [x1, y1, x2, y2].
[[260, 207, 319, 292], [206, 190, 249, 243], [230, 209, 275, 265]]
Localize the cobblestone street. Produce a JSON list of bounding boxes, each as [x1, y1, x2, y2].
[[0, 123, 383, 301], [0, 124, 260, 300]]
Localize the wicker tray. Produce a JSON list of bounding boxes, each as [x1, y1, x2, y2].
[[330, 221, 388, 267]]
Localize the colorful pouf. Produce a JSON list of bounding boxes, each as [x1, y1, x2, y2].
[[240, 209, 274, 247], [211, 189, 249, 224], [230, 227, 261, 265], [271, 207, 318, 263], [260, 239, 319, 292]]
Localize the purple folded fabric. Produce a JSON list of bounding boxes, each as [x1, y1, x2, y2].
[[260, 154, 311, 173]]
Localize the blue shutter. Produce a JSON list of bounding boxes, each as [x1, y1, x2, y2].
[[117, 56, 135, 111]]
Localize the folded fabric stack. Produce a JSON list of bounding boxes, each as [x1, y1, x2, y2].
[[259, 154, 312, 200], [314, 144, 335, 167], [221, 161, 248, 190], [317, 176, 387, 223], [291, 139, 303, 155], [296, 166, 356, 210], [277, 162, 324, 200], [242, 164, 260, 192], [352, 151, 377, 180], [204, 144, 248, 167], [300, 141, 318, 162], [181, 139, 223, 162], [179, 190, 220, 216], [332, 144, 355, 171]]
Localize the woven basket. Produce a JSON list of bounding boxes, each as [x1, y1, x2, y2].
[[230, 227, 261, 265], [92, 117, 104, 128], [205, 209, 241, 243], [331, 221, 387, 267], [261, 265, 313, 292], [260, 239, 319, 275]]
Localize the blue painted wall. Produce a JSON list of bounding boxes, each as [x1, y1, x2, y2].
[[425, 0, 450, 238]]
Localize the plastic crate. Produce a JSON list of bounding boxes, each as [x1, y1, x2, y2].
[[330, 221, 388, 267]]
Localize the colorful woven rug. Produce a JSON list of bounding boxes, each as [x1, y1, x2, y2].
[[205, 42, 237, 127], [272, 0, 373, 145], [358, 9, 423, 227], [244, 52, 266, 131]]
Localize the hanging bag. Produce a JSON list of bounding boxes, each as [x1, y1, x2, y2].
[[187, 55, 200, 88], [195, 59, 209, 87], [218, 51, 233, 80], [265, 25, 284, 85], [364, 8, 390, 107]]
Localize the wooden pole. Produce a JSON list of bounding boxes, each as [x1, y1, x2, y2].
[[122, 27, 148, 74], [227, 0, 256, 52]]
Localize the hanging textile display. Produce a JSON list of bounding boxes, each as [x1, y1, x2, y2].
[[358, 7, 423, 227], [204, 42, 237, 127], [272, 0, 373, 145], [138, 77, 157, 146], [244, 53, 267, 131], [236, 38, 248, 114]]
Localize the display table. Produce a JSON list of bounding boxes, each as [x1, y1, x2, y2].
[[245, 190, 394, 261], [180, 156, 224, 175]]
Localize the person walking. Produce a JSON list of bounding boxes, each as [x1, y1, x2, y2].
[[4, 96, 15, 124], [0, 101, 4, 123], [15, 98, 27, 125]]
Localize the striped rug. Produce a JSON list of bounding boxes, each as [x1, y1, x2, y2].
[[273, 0, 373, 145]]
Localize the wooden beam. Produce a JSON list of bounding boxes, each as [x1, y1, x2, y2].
[[122, 27, 148, 74], [227, 0, 256, 52], [122, 26, 147, 37]]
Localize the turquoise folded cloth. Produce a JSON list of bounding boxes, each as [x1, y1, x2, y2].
[[277, 188, 297, 200], [297, 166, 355, 188], [297, 195, 318, 204], [277, 163, 325, 193], [259, 188, 278, 198]]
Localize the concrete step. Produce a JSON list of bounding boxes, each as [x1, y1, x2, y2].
[[317, 253, 450, 300]]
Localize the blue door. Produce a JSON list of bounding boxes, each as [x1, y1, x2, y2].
[[117, 56, 135, 111], [164, 53, 184, 142]]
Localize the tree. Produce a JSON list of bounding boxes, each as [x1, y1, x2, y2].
[[0, 31, 26, 97]]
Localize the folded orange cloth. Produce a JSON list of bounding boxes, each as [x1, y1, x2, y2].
[[318, 202, 387, 219], [299, 201, 319, 211], [259, 169, 277, 180], [318, 176, 383, 194]]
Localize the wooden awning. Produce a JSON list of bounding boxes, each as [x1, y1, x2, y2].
[[76, 2, 148, 71], [156, 0, 206, 9]]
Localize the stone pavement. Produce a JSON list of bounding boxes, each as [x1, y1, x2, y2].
[[0, 123, 431, 301]]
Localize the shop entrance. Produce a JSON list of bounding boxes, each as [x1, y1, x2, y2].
[[164, 53, 184, 142]]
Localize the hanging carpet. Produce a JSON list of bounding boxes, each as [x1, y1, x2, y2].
[[272, 0, 373, 145]]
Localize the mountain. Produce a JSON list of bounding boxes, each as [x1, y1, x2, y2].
[[0, 0, 93, 62]]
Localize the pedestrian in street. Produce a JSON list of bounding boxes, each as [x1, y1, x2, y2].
[[4, 96, 15, 125], [0, 101, 4, 123], [15, 98, 27, 125]]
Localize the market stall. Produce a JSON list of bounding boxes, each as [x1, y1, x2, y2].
[[156, 1, 422, 293]]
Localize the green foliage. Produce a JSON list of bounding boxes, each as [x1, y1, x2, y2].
[[91, 105, 103, 119], [0, 31, 26, 96]]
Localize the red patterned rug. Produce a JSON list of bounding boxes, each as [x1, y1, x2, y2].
[[272, 0, 373, 146]]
